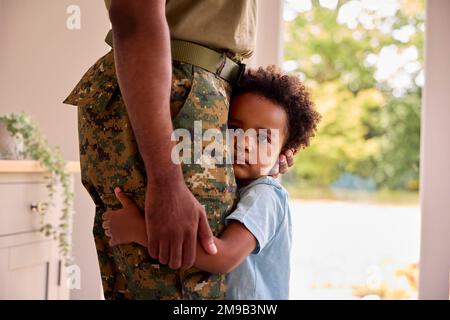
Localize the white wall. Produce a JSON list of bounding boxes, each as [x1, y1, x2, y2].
[[0, 0, 110, 299], [418, 0, 450, 300]]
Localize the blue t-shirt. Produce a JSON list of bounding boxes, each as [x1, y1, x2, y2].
[[225, 176, 292, 300]]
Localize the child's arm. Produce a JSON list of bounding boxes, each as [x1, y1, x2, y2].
[[131, 220, 256, 273], [194, 220, 257, 273], [102, 188, 257, 273]]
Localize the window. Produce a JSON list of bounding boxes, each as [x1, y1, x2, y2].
[[283, 0, 424, 299]]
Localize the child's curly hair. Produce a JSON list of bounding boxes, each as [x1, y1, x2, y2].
[[232, 65, 321, 151]]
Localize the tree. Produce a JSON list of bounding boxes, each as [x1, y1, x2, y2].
[[284, 0, 424, 191]]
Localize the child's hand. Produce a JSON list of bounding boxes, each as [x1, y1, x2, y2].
[[101, 187, 147, 247], [271, 149, 296, 178], [114, 187, 138, 208], [102, 187, 139, 221]]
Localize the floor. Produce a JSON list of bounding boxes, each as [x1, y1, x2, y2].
[[289, 200, 420, 299]]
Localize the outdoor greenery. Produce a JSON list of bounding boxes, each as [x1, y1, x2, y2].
[[283, 0, 424, 198]]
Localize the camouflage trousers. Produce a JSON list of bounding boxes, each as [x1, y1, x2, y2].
[[63, 50, 238, 299]]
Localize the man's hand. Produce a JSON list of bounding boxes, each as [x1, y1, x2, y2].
[[271, 149, 296, 178], [109, 1, 213, 270], [145, 181, 217, 270]]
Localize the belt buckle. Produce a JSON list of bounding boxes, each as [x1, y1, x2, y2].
[[235, 62, 246, 84], [217, 55, 246, 84]]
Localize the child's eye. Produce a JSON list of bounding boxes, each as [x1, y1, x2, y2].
[[258, 134, 271, 143]]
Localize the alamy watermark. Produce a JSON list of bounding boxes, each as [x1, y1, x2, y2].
[[66, 5, 81, 30], [171, 121, 280, 169]]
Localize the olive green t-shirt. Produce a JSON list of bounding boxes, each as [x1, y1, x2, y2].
[[104, 0, 257, 59]]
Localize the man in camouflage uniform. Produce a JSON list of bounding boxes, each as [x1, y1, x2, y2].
[[63, 0, 258, 300], [64, 0, 293, 300]]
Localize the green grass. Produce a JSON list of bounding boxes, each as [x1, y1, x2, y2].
[[285, 185, 419, 206]]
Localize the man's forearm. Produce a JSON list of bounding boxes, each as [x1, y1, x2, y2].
[[109, 0, 182, 184], [132, 232, 234, 274]]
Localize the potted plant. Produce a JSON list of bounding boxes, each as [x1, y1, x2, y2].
[[0, 120, 25, 160], [0, 112, 75, 264]]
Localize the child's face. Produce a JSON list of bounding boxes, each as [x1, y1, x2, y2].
[[228, 92, 288, 180]]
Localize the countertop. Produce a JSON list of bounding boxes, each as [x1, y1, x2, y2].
[[0, 160, 81, 173]]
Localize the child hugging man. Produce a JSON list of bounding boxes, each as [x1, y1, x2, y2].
[[102, 66, 321, 299]]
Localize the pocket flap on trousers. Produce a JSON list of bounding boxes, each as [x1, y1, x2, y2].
[[63, 50, 118, 109]]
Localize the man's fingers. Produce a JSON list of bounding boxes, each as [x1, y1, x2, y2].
[[114, 187, 135, 208], [278, 154, 289, 174], [158, 241, 170, 265], [148, 240, 159, 259], [198, 211, 217, 255], [181, 233, 196, 269], [168, 240, 183, 270]]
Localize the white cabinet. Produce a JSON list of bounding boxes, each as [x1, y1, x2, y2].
[[0, 160, 79, 300], [0, 235, 59, 299]]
